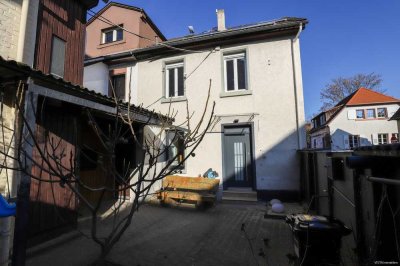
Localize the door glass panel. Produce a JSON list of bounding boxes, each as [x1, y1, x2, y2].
[[234, 142, 245, 181]]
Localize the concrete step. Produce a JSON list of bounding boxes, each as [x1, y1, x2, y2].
[[222, 188, 258, 203], [223, 190, 257, 200]]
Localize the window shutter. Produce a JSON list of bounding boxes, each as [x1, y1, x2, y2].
[[371, 134, 378, 145], [343, 135, 350, 149], [347, 110, 356, 120], [387, 106, 399, 118]]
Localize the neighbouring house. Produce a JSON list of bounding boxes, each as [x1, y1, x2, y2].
[[0, 0, 167, 264], [389, 107, 400, 137], [84, 6, 308, 200], [310, 88, 400, 150], [84, 2, 166, 101]]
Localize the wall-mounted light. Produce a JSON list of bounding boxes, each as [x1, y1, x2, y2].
[[233, 119, 239, 123]]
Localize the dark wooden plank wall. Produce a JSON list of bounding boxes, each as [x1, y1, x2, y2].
[[34, 0, 87, 85], [29, 109, 78, 243]]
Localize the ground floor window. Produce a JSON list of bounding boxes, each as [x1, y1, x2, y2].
[[166, 130, 185, 170], [378, 133, 388, 144], [348, 135, 359, 149]]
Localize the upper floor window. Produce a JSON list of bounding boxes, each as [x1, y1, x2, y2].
[[366, 109, 375, 118], [377, 108, 387, 118], [50, 36, 66, 78], [165, 62, 184, 98], [102, 26, 123, 44], [356, 109, 364, 119], [109, 74, 126, 101], [224, 52, 247, 91]]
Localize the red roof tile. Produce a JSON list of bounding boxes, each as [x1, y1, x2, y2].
[[346, 87, 399, 106]]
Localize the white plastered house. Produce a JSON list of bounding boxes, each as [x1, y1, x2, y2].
[[84, 9, 308, 200], [310, 88, 400, 150]]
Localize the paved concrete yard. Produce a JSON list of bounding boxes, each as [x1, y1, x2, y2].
[[27, 203, 295, 266]]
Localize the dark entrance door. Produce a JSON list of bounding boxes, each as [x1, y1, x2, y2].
[[223, 125, 253, 188]]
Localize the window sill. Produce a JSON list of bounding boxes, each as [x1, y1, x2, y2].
[[161, 96, 187, 103], [97, 40, 126, 49], [219, 90, 252, 98]]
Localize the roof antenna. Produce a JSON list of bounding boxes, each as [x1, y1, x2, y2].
[[188, 26, 195, 34]]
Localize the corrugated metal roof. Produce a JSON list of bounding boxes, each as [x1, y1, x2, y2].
[[0, 56, 171, 123]]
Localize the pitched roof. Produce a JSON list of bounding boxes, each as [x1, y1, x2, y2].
[[0, 56, 171, 124], [343, 87, 399, 106], [310, 87, 400, 133], [85, 17, 307, 65], [87, 1, 166, 41]]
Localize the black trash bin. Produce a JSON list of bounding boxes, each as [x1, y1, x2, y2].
[[285, 214, 352, 265]]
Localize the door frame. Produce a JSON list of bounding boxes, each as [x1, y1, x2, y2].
[[221, 122, 256, 190]]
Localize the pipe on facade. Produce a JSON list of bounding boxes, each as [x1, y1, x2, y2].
[[290, 23, 303, 149], [16, 0, 30, 63]]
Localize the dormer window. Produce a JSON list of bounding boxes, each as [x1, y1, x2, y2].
[[102, 26, 123, 44], [319, 115, 325, 125]]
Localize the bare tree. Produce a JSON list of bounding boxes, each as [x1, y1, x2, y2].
[[0, 79, 215, 265], [319, 72, 384, 111]]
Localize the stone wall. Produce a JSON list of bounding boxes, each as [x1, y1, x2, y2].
[[0, 0, 23, 60]]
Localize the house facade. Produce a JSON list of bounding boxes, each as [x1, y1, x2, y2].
[[84, 5, 308, 200], [310, 88, 400, 150], [84, 2, 166, 101]]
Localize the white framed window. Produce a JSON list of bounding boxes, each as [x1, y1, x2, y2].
[[356, 109, 364, 119], [50, 36, 66, 78], [166, 129, 185, 170], [224, 52, 247, 91], [377, 108, 387, 118], [165, 62, 184, 98], [348, 135, 360, 149], [102, 26, 123, 44], [366, 109, 375, 118], [378, 133, 388, 144]]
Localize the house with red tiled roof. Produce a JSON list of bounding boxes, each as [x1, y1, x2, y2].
[[310, 88, 400, 150]]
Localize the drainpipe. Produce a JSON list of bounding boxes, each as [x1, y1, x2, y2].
[[16, 0, 30, 62], [291, 23, 303, 149], [16, 0, 38, 66]]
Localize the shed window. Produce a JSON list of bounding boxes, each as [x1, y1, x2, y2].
[[348, 135, 359, 149], [50, 36, 66, 78]]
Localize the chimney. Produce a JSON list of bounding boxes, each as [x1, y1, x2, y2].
[[216, 9, 226, 31]]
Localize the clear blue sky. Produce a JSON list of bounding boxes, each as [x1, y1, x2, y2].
[[91, 0, 400, 119]]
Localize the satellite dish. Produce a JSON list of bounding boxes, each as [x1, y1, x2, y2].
[[188, 26, 195, 34]]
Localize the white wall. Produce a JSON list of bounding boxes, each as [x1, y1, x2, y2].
[[329, 104, 400, 150], [83, 62, 109, 95], [136, 36, 306, 192]]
